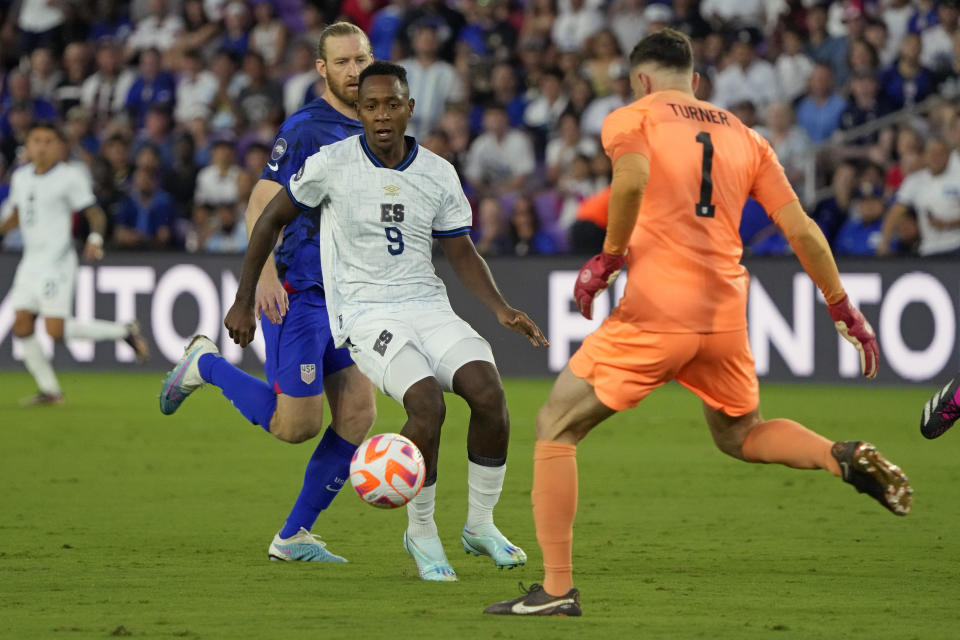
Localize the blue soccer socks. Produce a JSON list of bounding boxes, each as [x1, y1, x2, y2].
[[197, 353, 276, 431]]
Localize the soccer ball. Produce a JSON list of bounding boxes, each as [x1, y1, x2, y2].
[[349, 433, 425, 508]]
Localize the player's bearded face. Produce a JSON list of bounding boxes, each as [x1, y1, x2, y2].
[[319, 35, 372, 107]]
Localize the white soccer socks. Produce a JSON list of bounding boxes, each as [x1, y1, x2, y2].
[[465, 461, 506, 529], [406, 482, 439, 539], [64, 318, 128, 341], [18, 334, 60, 395]]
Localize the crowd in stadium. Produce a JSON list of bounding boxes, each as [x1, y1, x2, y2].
[[1, 0, 960, 258]]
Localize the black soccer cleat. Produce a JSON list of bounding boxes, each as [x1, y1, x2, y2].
[[483, 582, 582, 617], [831, 441, 912, 516], [920, 375, 960, 440]]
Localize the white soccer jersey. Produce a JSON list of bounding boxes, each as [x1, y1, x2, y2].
[[896, 166, 960, 256], [8, 161, 96, 268], [288, 134, 472, 347]]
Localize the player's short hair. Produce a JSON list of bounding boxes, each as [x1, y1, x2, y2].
[[26, 120, 65, 140], [359, 61, 409, 93], [629, 28, 694, 72], [317, 21, 371, 61]]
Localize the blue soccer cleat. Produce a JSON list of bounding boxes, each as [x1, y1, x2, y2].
[[268, 527, 347, 562], [403, 531, 457, 581], [159, 335, 218, 415], [461, 523, 527, 569]]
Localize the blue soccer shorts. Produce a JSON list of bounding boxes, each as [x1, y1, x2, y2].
[[261, 287, 354, 397]]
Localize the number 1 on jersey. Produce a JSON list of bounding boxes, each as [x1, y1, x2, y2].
[[695, 131, 716, 218]]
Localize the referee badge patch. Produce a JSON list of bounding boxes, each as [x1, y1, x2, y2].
[[300, 363, 316, 384]]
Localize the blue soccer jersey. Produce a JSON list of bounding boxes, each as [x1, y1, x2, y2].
[[260, 98, 363, 292]]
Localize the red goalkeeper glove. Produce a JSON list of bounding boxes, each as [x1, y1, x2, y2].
[[827, 294, 879, 379], [573, 252, 625, 320]]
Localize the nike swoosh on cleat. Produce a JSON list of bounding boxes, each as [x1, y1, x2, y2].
[[511, 598, 575, 615], [840, 461, 849, 478], [267, 162, 279, 171]]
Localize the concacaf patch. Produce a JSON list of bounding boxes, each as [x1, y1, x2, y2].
[[300, 363, 316, 384], [271, 137, 287, 161], [294, 164, 304, 181]]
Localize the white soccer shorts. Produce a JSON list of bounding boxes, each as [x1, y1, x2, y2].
[[345, 308, 497, 403], [8, 254, 77, 318]]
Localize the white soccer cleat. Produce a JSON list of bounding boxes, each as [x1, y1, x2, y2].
[[403, 531, 457, 581], [158, 335, 218, 415], [268, 528, 347, 562]]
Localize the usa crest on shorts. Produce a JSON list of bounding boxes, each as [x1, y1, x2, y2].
[[300, 363, 316, 384]]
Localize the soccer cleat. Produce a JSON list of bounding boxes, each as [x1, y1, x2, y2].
[[831, 441, 912, 516], [158, 334, 218, 415], [124, 321, 150, 363], [268, 527, 347, 562], [403, 531, 457, 581], [920, 375, 960, 439], [484, 582, 582, 616], [19, 391, 64, 407], [461, 523, 527, 569]]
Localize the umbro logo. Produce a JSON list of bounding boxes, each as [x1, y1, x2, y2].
[[383, 184, 400, 196]]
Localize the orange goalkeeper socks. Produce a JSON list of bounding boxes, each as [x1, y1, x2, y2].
[[741, 418, 841, 476], [532, 440, 578, 596]]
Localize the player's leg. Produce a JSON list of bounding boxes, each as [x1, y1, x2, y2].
[[920, 372, 960, 439], [682, 330, 911, 515], [14, 309, 63, 405], [445, 355, 526, 569], [62, 317, 149, 363]]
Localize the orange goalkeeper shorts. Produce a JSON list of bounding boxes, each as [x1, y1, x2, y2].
[[569, 319, 759, 416]]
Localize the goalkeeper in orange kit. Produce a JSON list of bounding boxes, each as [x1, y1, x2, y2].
[[484, 28, 912, 617]]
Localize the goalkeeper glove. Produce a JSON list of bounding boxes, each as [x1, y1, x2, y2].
[[827, 294, 879, 379], [573, 252, 625, 320]]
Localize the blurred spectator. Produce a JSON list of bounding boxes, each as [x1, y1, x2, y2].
[[219, 1, 251, 59], [474, 196, 512, 256], [81, 39, 136, 124], [168, 0, 221, 64], [712, 29, 779, 111], [581, 66, 633, 136], [162, 134, 197, 220], [883, 0, 913, 65], [847, 38, 880, 77], [795, 64, 847, 144], [806, 4, 849, 83], [545, 111, 599, 183], [237, 51, 282, 127], [174, 49, 217, 125], [838, 71, 891, 147], [565, 76, 595, 121], [114, 165, 175, 248], [776, 26, 815, 104], [2, 71, 58, 130], [250, 0, 288, 68], [457, 0, 518, 64], [921, 0, 960, 73], [672, 0, 711, 41], [568, 185, 607, 254], [126, 48, 176, 128], [54, 42, 92, 114], [89, 0, 134, 44], [509, 195, 558, 256], [729, 100, 757, 129], [834, 183, 887, 256], [203, 201, 248, 252], [64, 105, 100, 162], [465, 103, 535, 196], [756, 102, 812, 190], [908, 0, 939, 34], [209, 49, 244, 130], [283, 40, 317, 117], [520, 0, 556, 44], [607, 0, 646, 56], [886, 126, 924, 192], [28, 47, 62, 102], [401, 21, 466, 138], [470, 62, 527, 134], [438, 106, 472, 172], [126, 0, 184, 57], [132, 105, 175, 167], [369, 0, 410, 61], [551, 0, 604, 52], [581, 30, 623, 99], [812, 161, 856, 245], [878, 33, 935, 110], [700, 0, 765, 31], [523, 68, 569, 138], [557, 153, 601, 229], [864, 17, 892, 67], [879, 138, 960, 256], [0, 102, 32, 166], [5, 0, 66, 54], [194, 137, 241, 210], [99, 133, 133, 190], [397, 0, 466, 63]]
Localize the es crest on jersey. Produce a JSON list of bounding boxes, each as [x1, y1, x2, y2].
[[271, 138, 287, 161], [300, 363, 316, 384]]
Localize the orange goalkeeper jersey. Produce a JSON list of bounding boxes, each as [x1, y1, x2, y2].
[[601, 89, 798, 333]]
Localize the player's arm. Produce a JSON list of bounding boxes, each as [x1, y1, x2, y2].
[[877, 202, 910, 255], [244, 179, 288, 323], [0, 208, 18, 235], [81, 204, 108, 260], [770, 199, 878, 378], [573, 152, 649, 319], [225, 189, 301, 347], [439, 234, 548, 347]]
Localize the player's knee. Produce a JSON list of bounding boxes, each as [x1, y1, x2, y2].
[[333, 405, 377, 444], [12, 318, 34, 338], [404, 384, 446, 430], [465, 382, 508, 423], [712, 431, 747, 460], [269, 413, 323, 444], [45, 325, 64, 341]]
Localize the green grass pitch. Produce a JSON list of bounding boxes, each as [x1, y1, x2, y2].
[[1, 372, 958, 639]]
